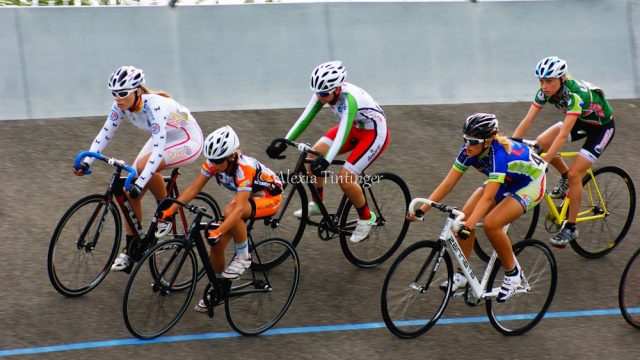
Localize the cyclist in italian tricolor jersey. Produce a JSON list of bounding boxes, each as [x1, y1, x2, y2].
[[73, 66, 204, 272], [265, 60, 389, 243], [512, 56, 615, 247], [407, 113, 547, 302]]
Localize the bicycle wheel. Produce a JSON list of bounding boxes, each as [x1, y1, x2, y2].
[[381, 240, 452, 339], [339, 172, 411, 268], [473, 205, 540, 263], [569, 166, 636, 258], [159, 192, 221, 289], [250, 178, 307, 268], [486, 239, 557, 336], [619, 247, 640, 329], [47, 194, 121, 297], [225, 237, 300, 336], [123, 239, 197, 340]]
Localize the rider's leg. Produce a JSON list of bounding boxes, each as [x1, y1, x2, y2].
[[566, 155, 593, 224], [536, 123, 569, 175], [127, 151, 167, 235], [209, 199, 252, 275], [309, 140, 330, 202], [483, 197, 524, 271]]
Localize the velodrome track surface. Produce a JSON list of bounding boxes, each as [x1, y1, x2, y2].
[[1, 100, 639, 359]]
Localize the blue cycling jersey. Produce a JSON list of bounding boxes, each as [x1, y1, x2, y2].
[[453, 139, 546, 189]]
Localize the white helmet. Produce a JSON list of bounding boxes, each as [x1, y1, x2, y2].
[[108, 66, 145, 90], [309, 60, 347, 92], [535, 56, 568, 79], [203, 125, 240, 160]]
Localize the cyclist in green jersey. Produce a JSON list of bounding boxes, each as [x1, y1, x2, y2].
[[512, 56, 615, 247]]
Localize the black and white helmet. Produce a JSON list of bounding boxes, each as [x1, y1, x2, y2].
[[535, 56, 568, 79], [309, 60, 347, 92], [108, 66, 145, 91], [203, 125, 240, 160], [463, 113, 499, 139]]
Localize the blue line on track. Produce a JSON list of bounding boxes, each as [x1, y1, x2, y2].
[[1, 307, 637, 357]]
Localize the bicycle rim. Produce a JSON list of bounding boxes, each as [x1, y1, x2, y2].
[[225, 237, 300, 336], [339, 173, 411, 267], [570, 166, 636, 258], [381, 241, 452, 339], [47, 195, 121, 297], [619, 248, 640, 329], [123, 239, 197, 339], [486, 240, 557, 335]]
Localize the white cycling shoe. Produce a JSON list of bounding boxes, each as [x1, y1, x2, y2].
[[111, 253, 131, 272], [293, 202, 323, 219]]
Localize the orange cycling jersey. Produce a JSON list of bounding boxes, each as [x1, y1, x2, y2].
[[201, 153, 282, 196]]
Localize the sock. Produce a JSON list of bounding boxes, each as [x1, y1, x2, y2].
[[561, 172, 568, 179], [312, 187, 324, 203], [565, 222, 576, 231], [124, 234, 135, 253], [356, 203, 371, 220], [505, 266, 519, 277], [236, 239, 249, 259]]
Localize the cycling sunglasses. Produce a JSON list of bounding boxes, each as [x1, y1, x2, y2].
[[111, 88, 137, 99], [316, 91, 332, 98], [210, 157, 227, 164], [463, 136, 488, 146]]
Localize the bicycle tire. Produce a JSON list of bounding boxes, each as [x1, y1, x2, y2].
[[381, 240, 452, 339], [486, 239, 557, 336], [339, 172, 411, 268], [251, 179, 307, 270], [47, 194, 122, 297], [619, 247, 640, 329], [123, 239, 197, 340], [225, 237, 300, 336], [569, 166, 636, 258], [473, 204, 540, 263], [154, 192, 221, 290]]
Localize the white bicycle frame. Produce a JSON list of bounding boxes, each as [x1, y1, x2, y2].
[[410, 198, 513, 301]]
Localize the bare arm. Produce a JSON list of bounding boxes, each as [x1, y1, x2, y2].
[[512, 104, 542, 139], [166, 173, 209, 214], [417, 167, 464, 214], [543, 115, 577, 163]]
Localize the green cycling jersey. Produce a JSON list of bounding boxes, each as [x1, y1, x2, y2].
[[532, 79, 614, 125]]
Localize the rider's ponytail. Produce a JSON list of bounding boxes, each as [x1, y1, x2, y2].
[[141, 85, 172, 98]]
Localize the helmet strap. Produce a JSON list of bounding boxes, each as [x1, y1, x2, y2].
[[328, 87, 342, 105], [129, 89, 142, 112], [225, 153, 239, 174]]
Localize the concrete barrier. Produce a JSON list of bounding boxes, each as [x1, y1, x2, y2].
[[1, 0, 638, 120]]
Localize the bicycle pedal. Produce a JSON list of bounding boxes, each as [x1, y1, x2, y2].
[[207, 307, 214, 319], [551, 243, 567, 249]]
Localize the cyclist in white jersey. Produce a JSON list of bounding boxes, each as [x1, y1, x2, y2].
[[266, 60, 390, 243], [73, 66, 204, 272]]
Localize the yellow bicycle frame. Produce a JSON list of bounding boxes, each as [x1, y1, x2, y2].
[[542, 151, 609, 226]]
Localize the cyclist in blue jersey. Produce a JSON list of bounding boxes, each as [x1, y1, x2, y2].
[[407, 113, 547, 302], [512, 56, 615, 247]]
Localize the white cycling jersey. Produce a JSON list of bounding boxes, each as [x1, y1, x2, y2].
[[86, 94, 203, 188], [285, 82, 386, 163]]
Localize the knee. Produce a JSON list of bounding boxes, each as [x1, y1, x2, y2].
[[482, 217, 501, 235], [567, 168, 584, 183]]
